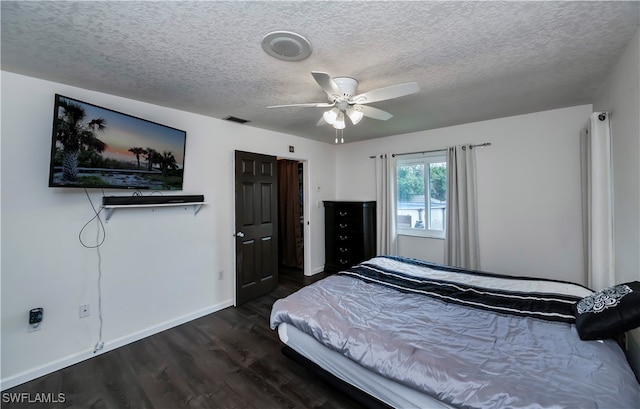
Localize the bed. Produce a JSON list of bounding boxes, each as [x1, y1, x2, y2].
[[270, 256, 640, 408]]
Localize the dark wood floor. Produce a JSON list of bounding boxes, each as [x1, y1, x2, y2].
[[3, 270, 366, 409]]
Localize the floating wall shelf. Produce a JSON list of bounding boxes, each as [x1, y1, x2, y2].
[[102, 202, 207, 222]]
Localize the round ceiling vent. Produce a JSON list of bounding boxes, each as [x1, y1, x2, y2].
[[262, 31, 312, 61]]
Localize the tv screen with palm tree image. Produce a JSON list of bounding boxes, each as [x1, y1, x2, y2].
[[48, 94, 187, 190]]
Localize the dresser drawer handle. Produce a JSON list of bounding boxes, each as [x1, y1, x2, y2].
[[339, 211, 348, 216], [339, 259, 349, 265], [339, 247, 348, 253], [339, 235, 348, 240], [339, 223, 348, 229]]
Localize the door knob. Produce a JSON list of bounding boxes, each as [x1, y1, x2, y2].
[[236, 231, 245, 238]]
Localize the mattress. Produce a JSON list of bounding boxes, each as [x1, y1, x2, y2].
[[277, 322, 454, 409]]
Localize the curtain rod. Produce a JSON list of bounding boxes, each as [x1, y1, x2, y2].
[[369, 142, 491, 159]]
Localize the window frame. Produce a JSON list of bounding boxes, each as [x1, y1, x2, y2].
[[395, 151, 447, 239]]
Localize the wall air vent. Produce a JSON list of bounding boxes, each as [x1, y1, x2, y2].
[[223, 116, 250, 124]]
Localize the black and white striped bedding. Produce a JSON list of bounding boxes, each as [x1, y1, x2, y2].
[[341, 256, 592, 323]]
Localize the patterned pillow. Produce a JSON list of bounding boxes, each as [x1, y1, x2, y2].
[[573, 281, 640, 340]]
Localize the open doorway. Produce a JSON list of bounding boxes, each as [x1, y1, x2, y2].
[[277, 159, 305, 280]]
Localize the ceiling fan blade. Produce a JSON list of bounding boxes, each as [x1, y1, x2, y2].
[[352, 82, 419, 104], [311, 71, 342, 98], [359, 105, 393, 121], [268, 102, 335, 108]]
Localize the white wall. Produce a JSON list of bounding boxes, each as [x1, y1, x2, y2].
[[593, 29, 640, 286], [336, 105, 592, 284], [0, 71, 336, 389], [593, 28, 640, 378]]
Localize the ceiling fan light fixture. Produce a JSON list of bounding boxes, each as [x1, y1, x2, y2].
[[323, 108, 339, 125], [346, 107, 364, 125], [268, 71, 417, 134]]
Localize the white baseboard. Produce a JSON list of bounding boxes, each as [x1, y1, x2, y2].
[[0, 299, 233, 391], [308, 265, 325, 276]]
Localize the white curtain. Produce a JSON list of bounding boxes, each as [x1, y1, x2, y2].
[[444, 145, 480, 269], [580, 112, 614, 290], [375, 154, 398, 255]]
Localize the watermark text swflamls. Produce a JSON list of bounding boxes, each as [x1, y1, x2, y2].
[[2, 392, 66, 404]]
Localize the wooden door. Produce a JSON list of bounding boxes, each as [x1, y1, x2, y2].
[[235, 150, 278, 305]]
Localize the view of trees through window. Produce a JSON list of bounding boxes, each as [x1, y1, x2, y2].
[[397, 157, 446, 233]]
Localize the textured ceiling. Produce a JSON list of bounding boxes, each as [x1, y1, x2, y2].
[[1, 1, 639, 144]]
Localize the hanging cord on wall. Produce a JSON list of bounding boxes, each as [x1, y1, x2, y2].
[[94, 216, 104, 353], [79, 189, 105, 353], [79, 189, 106, 248]]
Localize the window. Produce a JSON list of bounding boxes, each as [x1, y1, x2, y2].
[[396, 152, 447, 238]]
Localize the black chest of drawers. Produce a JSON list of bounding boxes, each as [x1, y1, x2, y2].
[[324, 201, 376, 273]]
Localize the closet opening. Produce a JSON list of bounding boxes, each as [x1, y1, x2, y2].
[[277, 159, 305, 281]]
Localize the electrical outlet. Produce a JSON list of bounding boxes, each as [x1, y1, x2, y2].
[[218, 270, 224, 280], [28, 308, 43, 332], [79, 304, 90, 318]]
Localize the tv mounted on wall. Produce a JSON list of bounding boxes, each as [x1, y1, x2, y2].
[[48, 94, 187, 190]]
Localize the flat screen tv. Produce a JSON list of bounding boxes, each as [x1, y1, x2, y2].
[[48, 94, 187, 190]]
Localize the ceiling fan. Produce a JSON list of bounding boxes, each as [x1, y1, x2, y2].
[[268, 71, 420, 129]]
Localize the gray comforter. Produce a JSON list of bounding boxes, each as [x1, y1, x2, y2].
[[270, 257, 640, 409]]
